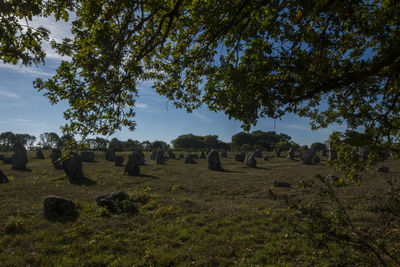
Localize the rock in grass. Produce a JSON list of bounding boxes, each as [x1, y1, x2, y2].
[[263, 156, 269, 161], [150, 151, 157, 160], [81, 151, 95, 162], [178, 153, 184, 159], [124, 154, 140, 176], [200, 150, 207, 159], [114, 155, 124, 166], [156, 150, 165, 164], [220, 150, 228, 158], [254, 150, 263, 158], [132, 150, 145, 165], [167, 149, 176, 159], [36, 149, 45, 159], [96, 191, 138, 214], [50, 149, 63, 169], [0, 169, 9, 184], [274, 181, 291, 188], [245, 152, 257, 168], [63, 153, 85, 182], [378, 166, 389, 173], [312, 156, 320, 164], [286, 147, 295, 160], [300, 149, 316, 165], [235, 152, 245, 162], [207, 149, 223, 171], [43, 195, 78, 222], [12, 143, 28, 170], [105, 150, 115, 161], [185, 154, 196, 164]]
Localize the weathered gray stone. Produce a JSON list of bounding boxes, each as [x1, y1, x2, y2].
[[378, 166, 389, 173], [200, 150, 207, 159], [63, 153, 84, 182], [0, 169, 9, 184], [124, 154, 140, 176], [36, 149, 45, 159], [207, 149, 222, 171], [12, 143, 28, 170], [132, 150, 145, 165], [254, 150, 263, 158], [114, 155, 124, 166], [185, 154, 196, 164], [300, 149, 316, 165], [150, 151, 157, 160], [167, 149, 175, 159], [81, 151, 95, 162], [245, 152, 257, 168], [105, 150, 115, 161], [274, 181, 291, 188], [235, 152, 246, 162], [50, 149, 63, 169], [328, 150, 338, 161], [220, 150, 228, 158], [43, 195, 78, 222], [3, 157, 13, 164], [156, 150, 165, 164], [286, 147, 295, 160]]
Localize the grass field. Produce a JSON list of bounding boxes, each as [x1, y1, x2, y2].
[[0, 151, 399, 266]]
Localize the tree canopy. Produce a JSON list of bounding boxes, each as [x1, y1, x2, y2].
[[2, 0, 400, 176]]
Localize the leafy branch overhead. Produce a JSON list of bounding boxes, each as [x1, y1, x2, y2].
[[3, 1, 400, 158]]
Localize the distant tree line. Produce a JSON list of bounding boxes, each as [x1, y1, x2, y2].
[[171, 134, 230, 150]]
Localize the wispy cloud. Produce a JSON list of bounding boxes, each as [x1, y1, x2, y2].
[[0, 89, 19, 98], [0, 63, 53, 77], [279, 123, 311, 131], [193, 112, 212, 123], [136, 103, 148, 109], [0, 118, 47, 128]]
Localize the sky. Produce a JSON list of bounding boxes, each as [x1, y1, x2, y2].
[[0, 16, 346, 146]]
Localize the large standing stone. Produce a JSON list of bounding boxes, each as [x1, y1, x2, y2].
[[156, 150, 165, 164], [254, 150, 263, 158], [235, 152, 246, 162], [12, 143, 28, 170], [150, 151, 157, 160], [132, 150, 145, 165], [245, 152, 257, 168], [220, 150, 228, 158], [300, 149, 316, 165], [105, 150, 115, 161], [207, 149, 222, 171], [185, 154, 196, 164], [167, 149, 175, 159], [328, 150, 338, 161], [50, 149, 63, 169], [200, 150, 207, 159], [36, 149, 45, 159], [63, 153, 84, 182], [124, 154, 140, 176], [286, 147, 295, 160], [81, 151, 95, 162], [0, 169, 9, 184], [114, 155, 124, 166], [43, 195, 78, 222]]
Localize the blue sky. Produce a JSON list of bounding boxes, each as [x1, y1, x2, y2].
[[0, 16, 346, 146]]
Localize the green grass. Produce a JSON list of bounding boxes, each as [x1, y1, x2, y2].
[[0, 151, 399, 266]]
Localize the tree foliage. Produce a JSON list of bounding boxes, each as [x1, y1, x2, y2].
[[231, 130, 291, 150], [172, 134, 229, 150]]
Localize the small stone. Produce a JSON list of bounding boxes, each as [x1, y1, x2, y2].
[[254, 150, 263, 158], [235, 152, 245, 162], [378, 166, 389, 173], [220, 150, 228, 158], [114, 155, 124, 166], [185, 154, 196, 164], [200, 150, 207, 159], [245, 152, 257, 168], [36, 149, 45, 159], [274, 181, 291, 188], [43, 195, 78, 222], [263, 156, 269, 161], [105, 150, 115, 161]]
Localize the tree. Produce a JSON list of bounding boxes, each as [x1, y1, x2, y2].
[[231, 132, 255, 150], [39, 132, 61, 149], [311, 142, 326, 152], [0, 132, 16, 151]]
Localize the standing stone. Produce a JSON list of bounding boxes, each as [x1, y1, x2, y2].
[[275, 149, 281, 158], [191, 153, 199, 159], [286, 147, 295, 160], [185, 154, 196, 164], [114, 156, 124, 166], [200, 150, 207, 159], [150, 151, 157, 160], [156, 150, 165, 164], [43, 195, 78, 222], [263, 156, 269, 161], [167, 149, 176, 159], [81, 151, 95, 162], [254, 150, 263, 158], [378, 166, 389, 173], [12, 143, 28, 170], [63, 153, 84, 182], [235, 152, 246, 162], [50, 148, 63, 169], [274, 181, 291, 188], [245, 152, 257, 168], [207, 149, 222, 171], [220, 150, 228, 158], [0, 169, 9, 184], [178, 153, 184, 159], [124, 154, 140, 176], [321, 148, 327, 156], [300, 149, 316, 165], [328, 150, 338, 161], [105, 150, 115, 161], [312, 156, 320, 164], [36, 149, 45, 159], [132, 150, 145, 165], [0, 155, 3, 161]]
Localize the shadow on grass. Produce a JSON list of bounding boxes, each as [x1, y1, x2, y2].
[[69, 176, 97, 186], [12, 167, 32, 172], [138, 174, 159, 179]]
